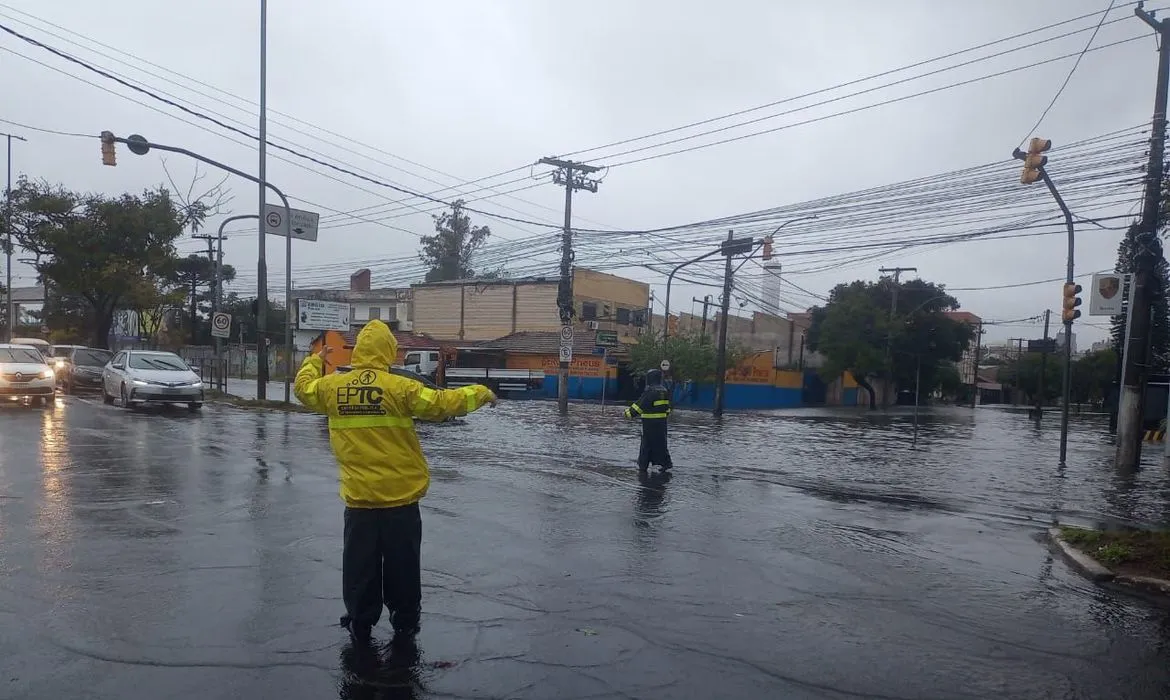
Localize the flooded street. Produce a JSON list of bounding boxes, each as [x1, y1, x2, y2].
[[2, 397, 1170, 698]]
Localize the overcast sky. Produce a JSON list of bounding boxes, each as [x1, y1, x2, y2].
[[0, 0, 1162, 345]]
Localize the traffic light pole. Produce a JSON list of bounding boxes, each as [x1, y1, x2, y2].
[[1118, 4, 1170, 469], [1038, 169, 1076, 466]]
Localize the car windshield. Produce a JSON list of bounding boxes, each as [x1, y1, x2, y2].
[[0, 348, 46, 364], [74, 349, 112, 367], [128, 354, 189, 371], [52, 347, 76, 357]]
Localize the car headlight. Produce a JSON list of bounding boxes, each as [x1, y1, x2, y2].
[[54, 360, 65, 369], [187, 381, 204, 389], [40, 369, 54, 379], [132, 379, 149, 386]]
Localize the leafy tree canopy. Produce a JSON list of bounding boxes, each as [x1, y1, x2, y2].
[[630, 331, 748, 385], [420, 200, 491, 282], [807, 278, 974, 407]]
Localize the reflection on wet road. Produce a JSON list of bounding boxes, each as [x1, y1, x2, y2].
[[2, 396, 1170, 698]]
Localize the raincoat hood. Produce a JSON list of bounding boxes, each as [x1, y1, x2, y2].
[[645, 369, 663, 386], [350, 319, 398, 369]]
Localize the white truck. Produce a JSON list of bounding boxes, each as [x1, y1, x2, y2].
[[443, 367, 544, 393], [396, 351, 441, 379]]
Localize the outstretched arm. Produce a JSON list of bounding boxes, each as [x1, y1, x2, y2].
[[408, 382, 496, 422], [624, 388, 655, 419]]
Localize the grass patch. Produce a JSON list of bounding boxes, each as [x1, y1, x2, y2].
[[1059, 526, 1170, 578]]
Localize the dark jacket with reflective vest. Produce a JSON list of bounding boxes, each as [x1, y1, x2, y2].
[[625, 370, 673, 468]]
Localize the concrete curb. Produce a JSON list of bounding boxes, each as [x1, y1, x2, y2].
[[1047, 528, 1115, 582]]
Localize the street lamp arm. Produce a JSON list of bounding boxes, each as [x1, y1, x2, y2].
[[663, 247, 724, 338]]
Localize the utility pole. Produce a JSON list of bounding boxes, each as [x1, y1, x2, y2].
[[714, 231, 756, 417], [1117, 2, 1170, 469], [255, 0, 270, 399], [3, 132, 26, 343], [696, 295, 712, 342], [880, 266, 917, 405], [1035, 309, 1052, 420], [539, 156, 602, 416], [192, 232, 221, 346], [970, 320, 983, 408]]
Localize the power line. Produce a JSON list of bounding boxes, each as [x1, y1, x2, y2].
[[1019, 0, 1120, 146]]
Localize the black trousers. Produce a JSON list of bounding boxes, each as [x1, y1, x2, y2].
[[637, 419, 672, 469], [342, 503, 422, 632]]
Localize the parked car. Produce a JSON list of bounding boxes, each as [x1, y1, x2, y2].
[[47, 344, 85, 377], [57, 347, 113, 393], [0, 343, 56, 407], [102, 350, 205, 410]]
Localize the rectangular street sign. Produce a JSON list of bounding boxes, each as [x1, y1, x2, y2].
[[1088, 272, 1127, 316], [297, 299, 350, 331], [596, 330, 619, 346], [1028, 338, 1056, 353], [592, 346, 607, 356], [264, 204, 321, 242]]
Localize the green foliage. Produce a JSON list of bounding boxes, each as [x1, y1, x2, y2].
[[806, 278, 974, 407], [629, 331, 747, 384], [220, 293, 287, 345], [997, 352, 1061, 404], [8, 178, 194, 348], [936, 363, 965, 399], [1111, 224, 1170, 372], [420, 200, 491, 282], [998, 348, 1117, 406]]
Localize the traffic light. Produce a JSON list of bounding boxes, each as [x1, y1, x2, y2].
[[1062, 282, 1082, 323], [762, 236, 773, 261], [100, 130, 116, 166], [1020, 137, 1051, 185]]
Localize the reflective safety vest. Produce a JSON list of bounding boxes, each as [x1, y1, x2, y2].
[[625, 387, 671, 420]]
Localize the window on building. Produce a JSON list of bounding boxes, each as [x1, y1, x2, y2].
[[631, 309, 647, 327], [386, 305, 398, 321], [582, 302, 598, 320], [368, 307, 381, 320], [616, 307, 631, 325]]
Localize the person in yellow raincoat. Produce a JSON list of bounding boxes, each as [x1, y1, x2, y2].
[[295, 319, 496, 645]]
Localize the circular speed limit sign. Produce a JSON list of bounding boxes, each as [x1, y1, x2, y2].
[[212, 312, 231, 332], [559, 325, 574, 342], [265, 211, 282, 228]]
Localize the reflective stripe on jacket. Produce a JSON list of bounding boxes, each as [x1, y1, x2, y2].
[[624, 387, 672, 420], [295, 319, 494, 508]]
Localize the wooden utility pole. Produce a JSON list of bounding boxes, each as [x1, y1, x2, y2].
[[970, 320, 983, 408], [1117, 4, 1170, 469], [880, 266, 917, 405], [695, 295, 713, 343], [714, 231, 756, 417], [539, 157, 601, 416]]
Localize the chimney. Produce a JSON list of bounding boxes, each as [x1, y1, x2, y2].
[[350, 268, 371, 292]]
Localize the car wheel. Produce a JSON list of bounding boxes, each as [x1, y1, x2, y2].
[[102, 386, 115, 405], [188, 402, 203, 411], [121, 383, 132, 409]]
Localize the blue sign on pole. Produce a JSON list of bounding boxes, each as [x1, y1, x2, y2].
[[592, 346, 607, 356]]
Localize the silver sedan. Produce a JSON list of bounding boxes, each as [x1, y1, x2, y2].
[[102, 350, 205, 410]]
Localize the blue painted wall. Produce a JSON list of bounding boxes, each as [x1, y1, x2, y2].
[[841, 388, 860, 406], [672, 382, 802, 411], [539, 374, 619, 400]]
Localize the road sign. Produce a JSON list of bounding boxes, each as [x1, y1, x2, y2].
[[596, 330, 618, 346], [592, 346, 607, 356], [559, 345, 573, 363], [660, 360, 671, 372], [1089, 272, 1128, 316], [210, 312, 232, 339], [297, 299, 350, 331], [1028, 338, 1056, 353], [263, 204, 320, 242], [559, 325, 574, 343]]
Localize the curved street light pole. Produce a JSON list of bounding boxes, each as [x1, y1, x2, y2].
[[663, 215, 817, 339], [106, 133, 293, 402]]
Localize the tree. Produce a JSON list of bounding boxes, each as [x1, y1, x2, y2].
[[1070, 348, 1118, 406], [998, 352, 1061, 405], [1110, 224, 1169, 373], [9, 179, 198, 347], [807, 278, 974, 408], [629, 331, 748, 385], [419, 200, 491, 282], [171, 254, 236, 344], [220, 293, 286, 345]]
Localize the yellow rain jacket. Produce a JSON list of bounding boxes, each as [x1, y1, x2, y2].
[[295, 320, 495, 509]]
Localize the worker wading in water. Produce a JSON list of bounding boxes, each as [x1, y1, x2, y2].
[[295, 320, 497, 645], [625, 368, 673, 472]]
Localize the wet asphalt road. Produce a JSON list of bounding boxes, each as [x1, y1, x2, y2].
[[3, 396, 1170, 699]]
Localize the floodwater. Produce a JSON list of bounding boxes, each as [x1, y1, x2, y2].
[[1, 395, 1169, 698]]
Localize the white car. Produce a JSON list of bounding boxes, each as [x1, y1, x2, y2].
[[0, 343, 56, 407], [102, 350, 204, 410]]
